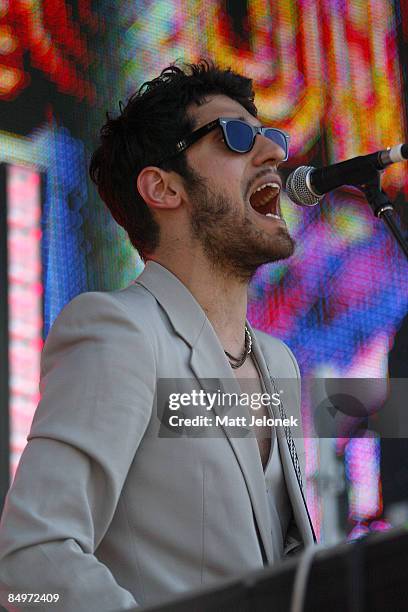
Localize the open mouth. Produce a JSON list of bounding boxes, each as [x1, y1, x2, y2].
[[248, 182, 281, 219]]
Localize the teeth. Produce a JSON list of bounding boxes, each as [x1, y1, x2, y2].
[[266, 213, 281, 219], [254, 182, 281, 193]]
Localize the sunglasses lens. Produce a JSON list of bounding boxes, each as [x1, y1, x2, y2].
[[264, 129, 289, 159], [225, 121, 254, 152]]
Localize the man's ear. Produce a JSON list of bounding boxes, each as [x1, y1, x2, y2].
[[137, 166, 182, 210]]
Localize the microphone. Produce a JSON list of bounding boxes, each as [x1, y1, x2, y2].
[[286, 143, 408, 206]]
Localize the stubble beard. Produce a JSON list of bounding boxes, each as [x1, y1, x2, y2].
[[187, 179, 295, 282]]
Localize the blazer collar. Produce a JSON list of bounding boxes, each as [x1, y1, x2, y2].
[[134, 261, 207, 348]]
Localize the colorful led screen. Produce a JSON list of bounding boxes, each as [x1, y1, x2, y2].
[[1, 0, 407, 540]]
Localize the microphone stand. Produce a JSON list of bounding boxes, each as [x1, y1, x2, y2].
[[360, 173, 408, 262]]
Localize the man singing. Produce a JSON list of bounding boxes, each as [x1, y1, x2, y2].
[[0, 60, 315, 611]]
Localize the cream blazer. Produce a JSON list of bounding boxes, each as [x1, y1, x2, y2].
[[0, 261, 315, 611]]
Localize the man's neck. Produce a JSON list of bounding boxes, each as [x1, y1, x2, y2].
[[148, 252, 249, 356]]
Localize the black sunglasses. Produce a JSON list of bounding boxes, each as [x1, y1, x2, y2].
[[157, 117, 290, 164]]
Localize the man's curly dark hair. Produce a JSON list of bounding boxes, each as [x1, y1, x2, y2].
[[89, 59, 257, 261]]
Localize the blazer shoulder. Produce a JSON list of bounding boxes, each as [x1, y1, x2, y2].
[[49, 284, 158, 335], [253, 328, 301, 379], [42, 286, 160, 373], [60, 282, 155, 313]]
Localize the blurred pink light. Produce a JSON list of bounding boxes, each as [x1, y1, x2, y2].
[[7, 164, 43, 480]]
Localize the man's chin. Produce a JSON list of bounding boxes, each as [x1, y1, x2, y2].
[[263, 229, 296, 262]]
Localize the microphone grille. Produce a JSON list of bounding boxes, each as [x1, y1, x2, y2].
[[286, 166, 322, 206]]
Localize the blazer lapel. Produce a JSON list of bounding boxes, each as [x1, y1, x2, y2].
[[249, 326, 316, 545], [135, 262, 274, 562], [189, 318, 274, 563]]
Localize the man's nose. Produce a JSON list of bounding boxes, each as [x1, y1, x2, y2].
[[251, 133, 287, 167]]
